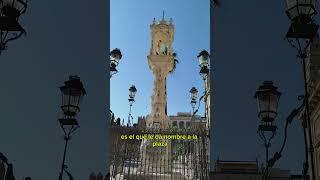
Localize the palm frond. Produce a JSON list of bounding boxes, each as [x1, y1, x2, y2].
[[173, 52, 177, 57], [169, 52, 179, 74]]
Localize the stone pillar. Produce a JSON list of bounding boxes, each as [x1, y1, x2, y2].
[[147, 63, 172, 129]]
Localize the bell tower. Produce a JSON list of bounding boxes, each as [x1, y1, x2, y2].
[[147, 16, 175, 129]]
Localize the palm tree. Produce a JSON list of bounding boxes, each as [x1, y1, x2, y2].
[[169, 52, 179, 74]]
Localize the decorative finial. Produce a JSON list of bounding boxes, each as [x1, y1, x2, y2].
[[169, 17, 173, 25], [153, 17, 156, 24]]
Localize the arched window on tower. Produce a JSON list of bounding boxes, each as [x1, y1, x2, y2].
[[157, 40, 162, 54], [161, 41, 167, 55]]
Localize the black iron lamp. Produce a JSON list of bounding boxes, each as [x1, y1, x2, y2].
[[58, 75, 86, 180], [286, 0, 318, 39], [255, 81, 281, 123], [190, 85, 206, 128], [110, 48, 122, 77], [190, 87, 198, 113], [254, 81, 308, 179], [128, 85, 137, 105], [197, 50, 210, 79], [0, 0, 27, 53], [59, 75, 86, 125], [127, 85, 137, 126], [255, 81, 281, 174]]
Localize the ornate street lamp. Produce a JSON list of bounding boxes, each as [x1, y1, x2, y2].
[[127, 85, 137, 126], [197, 50, 210, 80], [254, 82, 307, 179], [286, 0, 318, 39], [0, 0, 28, 54], [197, 50, 210, 121], [190, 86, 206, 128], [110, 48, 122, 78], [255, 81, 281, 123], [285, 1, 318, 179], [58, 75, 86, 180], [128, 85, 137, 103], [254, 81, 281, 178], [190, 87, 198, 113]]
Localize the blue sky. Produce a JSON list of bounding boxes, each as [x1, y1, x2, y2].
[[110, 0, 210, 124]]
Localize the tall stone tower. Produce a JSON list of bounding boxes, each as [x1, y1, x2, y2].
[[146, 16, 175, 129], [139, 16, 175, 175]]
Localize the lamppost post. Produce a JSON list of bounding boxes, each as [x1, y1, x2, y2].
[[58, 75, 86, 180], [196, 49, 211, 179], [197, 50, 210, 124], [109, 48, 122, 128], [108, 48, 122, 176], [190, 50, 210, 128], [254, 81, 281, 180], [128, 85, 137, 126], [189, 86, 199, 127], [254, 81, 314, 180], [285, 0, 318, 179]]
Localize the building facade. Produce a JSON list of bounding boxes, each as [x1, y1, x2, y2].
[[169, 112, 206, 129], [303, 34, 320, 180], [138, 112, 206, 129]]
